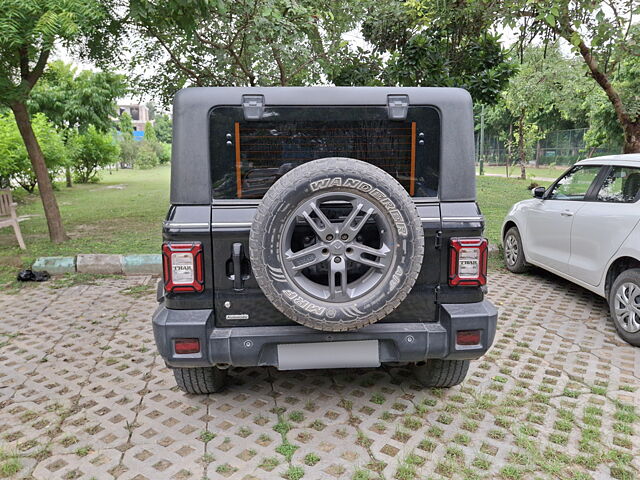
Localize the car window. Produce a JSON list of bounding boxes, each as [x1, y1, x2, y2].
[[596, 167, 640, 203], [547, 165, 601, 201]]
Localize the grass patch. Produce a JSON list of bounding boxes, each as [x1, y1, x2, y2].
[[0, 167, 549, 285], [283, 465, 305, 480], [0, 166, 171, 284], [303, 453, 320, 466]]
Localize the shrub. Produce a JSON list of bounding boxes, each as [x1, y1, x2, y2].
[[136, 141, 159, 169], [69, 126, 119, 183], [0, 113, 67, 192]]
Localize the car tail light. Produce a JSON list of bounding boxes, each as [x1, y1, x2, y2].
[[456, 330, 481, 346], [449, 237, 488, 286], [162, 242, 204, 293], [174, 338, 200, 354]]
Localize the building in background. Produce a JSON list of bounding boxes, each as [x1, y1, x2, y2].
[[117, 103, 152, 134]]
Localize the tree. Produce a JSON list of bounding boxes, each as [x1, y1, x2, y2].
[[128, 0, 362, 103], [154, 114, 172, 144], [0, 113, 67, 192], [29, 60, 127, 186], [68, 126, 120, 183], [501, 45, 585, 177], [329, 0, 514, 105], [30, 61, 127, 135], [0, 0, 122, 243], [497, 1, 640, 152]]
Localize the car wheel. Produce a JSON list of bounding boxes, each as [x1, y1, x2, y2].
[[609, 268, 640, 347], [173, 367, 227, 394], [503, 226, 527, 273], [412, 359, 469, 388], [249, 157, 424, 332]]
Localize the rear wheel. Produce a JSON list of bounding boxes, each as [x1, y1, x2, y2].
[[412, 359, 469, 388], [609, 268, 640, 347], [503, 226, 527, 273], [173, 367, 227, 394]]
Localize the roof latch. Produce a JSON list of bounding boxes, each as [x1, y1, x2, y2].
[[387, 94, 409, 121], [242, 94, 265, 120]]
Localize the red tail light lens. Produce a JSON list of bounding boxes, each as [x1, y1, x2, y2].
[[174, 338, 200, 354], [449, 237, 488, 286], [162, 242, 204, 293], [456, 330, 482, 346]]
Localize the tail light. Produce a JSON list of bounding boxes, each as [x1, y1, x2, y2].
[[162, 242, 204, 293], [174, 338, 201, 354], [449, 237, 488, 286]]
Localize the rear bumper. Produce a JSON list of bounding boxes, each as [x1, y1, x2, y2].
[[152, 300, 498, 368]]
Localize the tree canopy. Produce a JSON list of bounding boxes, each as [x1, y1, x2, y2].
[[0, 0, 123, 243], [29, 61, 127, 134]]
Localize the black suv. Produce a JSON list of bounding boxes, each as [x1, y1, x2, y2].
[[152, 87, 497, 394]]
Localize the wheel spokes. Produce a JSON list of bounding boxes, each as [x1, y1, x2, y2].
[[346, 242, 390, 269], [329, 257, 347, 300], [301, 201, 334, 238], [284, 244, 329, 271]]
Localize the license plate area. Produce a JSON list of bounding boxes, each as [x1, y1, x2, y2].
[[277, 340, 380, 371]]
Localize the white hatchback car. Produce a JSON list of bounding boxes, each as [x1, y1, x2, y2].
[[502, 154, 640, 346]]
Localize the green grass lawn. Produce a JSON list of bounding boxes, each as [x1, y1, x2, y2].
[[0, 165, 170, 281], [477, 175, 551, 246], [0, 165, 548, 282], [477, 164, 570, 179]]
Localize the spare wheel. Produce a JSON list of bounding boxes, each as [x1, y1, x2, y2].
[[249, 157, 424, 331]]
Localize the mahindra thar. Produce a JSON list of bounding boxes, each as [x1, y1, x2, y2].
[[152, 87, 498, 394]]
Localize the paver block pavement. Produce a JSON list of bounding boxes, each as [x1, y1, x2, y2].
[[0, 270, 638, 479]]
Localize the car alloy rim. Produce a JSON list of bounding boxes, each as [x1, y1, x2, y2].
[[281, 191, 395, 302], [504, 234, 519, 266], [614, 282, 640, 333]]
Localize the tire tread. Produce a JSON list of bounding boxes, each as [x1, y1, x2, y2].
[[173, 367, 227, 394], [413, 359, 470, 388]]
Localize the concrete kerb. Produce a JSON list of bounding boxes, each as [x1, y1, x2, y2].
[[33, 254, 162, 276]]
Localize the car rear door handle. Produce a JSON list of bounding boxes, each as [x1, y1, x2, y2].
[[560, 210, 574, 217]]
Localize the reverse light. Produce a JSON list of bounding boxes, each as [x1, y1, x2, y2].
[[449, 237, 488, 286], [162, 242, 204, 293], [174, 338, 200, 354]]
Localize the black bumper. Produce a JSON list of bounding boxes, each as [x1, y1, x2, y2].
[[153, 300, 497, 368]]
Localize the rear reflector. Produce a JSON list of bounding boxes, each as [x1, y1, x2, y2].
[[174, 338, 200, 354], [456, 330, 482, 346], [449, 237, 488, 286], [162, 242, 204, 293]]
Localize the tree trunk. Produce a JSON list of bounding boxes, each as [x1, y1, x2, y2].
[[65, 167, 72, 188], [623, 122, 640, 153], [506, 123, 513, 177], [518, 111, 526, 180], [10, 101, 68, 243]]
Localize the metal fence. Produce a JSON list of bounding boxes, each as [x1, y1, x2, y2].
[[477, 128, 621, 166]]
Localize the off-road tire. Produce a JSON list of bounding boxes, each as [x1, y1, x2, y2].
[[173, 367, 227, 394], [503, 226, 528, 273], [249, 157, 424, 332], [413, 359, 470, 388], [608, 268, 640, 347]]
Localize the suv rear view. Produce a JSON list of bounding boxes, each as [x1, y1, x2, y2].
[[153, 87, 497, 393]]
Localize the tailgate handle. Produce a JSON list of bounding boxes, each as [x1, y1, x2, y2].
[[227, 242, 251, 291]]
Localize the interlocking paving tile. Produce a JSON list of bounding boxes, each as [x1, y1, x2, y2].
[[0, 271, 638, 479]]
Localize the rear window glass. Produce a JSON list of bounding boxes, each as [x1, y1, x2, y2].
[[209, 106, 440, 199]]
